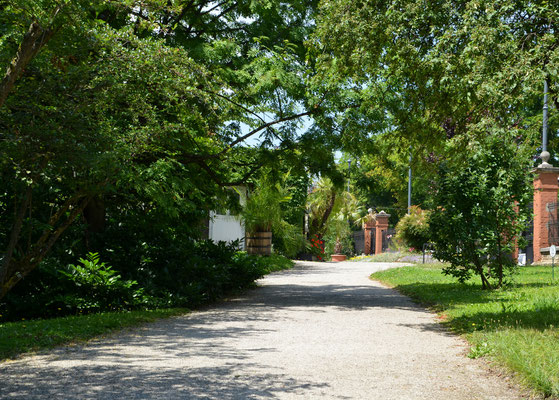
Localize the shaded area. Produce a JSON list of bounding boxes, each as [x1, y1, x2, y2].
[[0, 263, 418, 399], [450, 305, 559, 334], [0, 362, 332, 399], [247, 283, 425, 312], [392, 282, 503, 309]]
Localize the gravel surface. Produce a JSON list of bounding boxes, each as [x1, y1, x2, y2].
[[0, 261, 533, 399]]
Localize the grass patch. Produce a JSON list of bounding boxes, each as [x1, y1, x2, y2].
[[371, 264, 559, 398], [263, 253, 295, 273], [0, 308, 188, 361], [350, 252, 404, 263]]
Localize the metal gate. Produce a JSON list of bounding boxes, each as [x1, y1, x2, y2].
[[521, 202, 534, 265], [353, 230, 365, 254], [382, 228, 395, 252], [353, 229, 375, 255], [369, 227, 376, 255]]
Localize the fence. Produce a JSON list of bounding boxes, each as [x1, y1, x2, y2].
[[548, 201, 559, 246], [353, 230, 365, 254], [382, 228, 396, 252]]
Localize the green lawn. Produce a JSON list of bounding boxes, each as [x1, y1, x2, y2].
[[371, 264, 559, 398], [0, 308, 188, 361]]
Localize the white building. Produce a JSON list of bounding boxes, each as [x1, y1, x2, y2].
[[207, 186, 247, 249]]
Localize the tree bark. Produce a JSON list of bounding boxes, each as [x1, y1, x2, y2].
[[83, 196, 106, 233], [0, 196, 90, 300], [319, 191, 336, 233], [0, 21, 56, 107], [0, 186, 32, 287]]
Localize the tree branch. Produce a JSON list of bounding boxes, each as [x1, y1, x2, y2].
[[0, 14, 60, 107], [221, 110, 313, 154], [0, 196, 90, 300]]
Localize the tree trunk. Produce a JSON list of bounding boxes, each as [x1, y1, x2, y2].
[[0, 21, 56, 107], [0, 186, 32, 287], [473, 257, 492, 290], [0, 196, 90, 300], [83, 196, 105, 233]]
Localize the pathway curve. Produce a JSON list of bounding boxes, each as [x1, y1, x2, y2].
[[1, 261, 530, 399]]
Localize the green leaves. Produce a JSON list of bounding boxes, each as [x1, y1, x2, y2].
[[429, 131, 533, 289]]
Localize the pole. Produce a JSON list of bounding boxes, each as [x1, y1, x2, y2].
[[348, 159, 351, 192], [543, 79, 549, 153], [408, 147, 412, 214]]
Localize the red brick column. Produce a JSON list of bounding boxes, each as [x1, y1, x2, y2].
[[533, 166, 559, 263], [363, 216, 376, 255], [375, 211, 390, 255]]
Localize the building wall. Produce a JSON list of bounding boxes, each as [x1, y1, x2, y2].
[[208, 186, 247, 249], [208, 211, 245, 249]]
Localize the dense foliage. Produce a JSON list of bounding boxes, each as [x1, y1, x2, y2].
[[2, 0, 558, 317], [428, 133, 533, 289], [0, 0, 338, 303], [1, 241, 292, 322], [395, 206, 430, 251], [314, 0, 556, 278]]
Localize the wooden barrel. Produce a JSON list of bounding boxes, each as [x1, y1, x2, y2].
[[246, 231, 272, 256]]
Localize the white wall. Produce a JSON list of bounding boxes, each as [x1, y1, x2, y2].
[[208, 186, 247, 249], [208, 211, 245, 249]]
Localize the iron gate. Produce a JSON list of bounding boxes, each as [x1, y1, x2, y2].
[[353, 230, 365, 254]]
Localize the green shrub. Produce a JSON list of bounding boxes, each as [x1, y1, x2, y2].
[[394, 206, 430, 250], [0, 239, 293, 322], [56, 252, 148, 314]]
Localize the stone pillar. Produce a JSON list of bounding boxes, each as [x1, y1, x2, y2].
[[375, 211, 390, 255], [533, 156, 559, 263], [363, 215, 376, 255]]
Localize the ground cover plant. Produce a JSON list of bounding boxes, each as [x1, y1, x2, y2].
[[0, 253, 293, 361], [1, 247, 294, 322], [349, 252, 403, 263], [371, 264, 559, 398]]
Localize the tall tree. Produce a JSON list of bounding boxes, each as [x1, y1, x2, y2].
[[314, 0, 556, 155], [0, 0, 339, 298]]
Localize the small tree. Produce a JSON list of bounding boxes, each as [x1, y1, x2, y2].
[[429, 133, 532, 289], [395, 206, 430, 251]]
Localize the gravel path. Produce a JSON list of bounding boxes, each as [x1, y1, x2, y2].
[[1, 261, 530, 399]]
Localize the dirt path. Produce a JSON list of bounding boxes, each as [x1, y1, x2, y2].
[[0, 261, 530, 399]]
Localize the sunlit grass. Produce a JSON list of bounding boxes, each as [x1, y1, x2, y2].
[[349, 252, 403, 262], [372, 264, 559, 397]]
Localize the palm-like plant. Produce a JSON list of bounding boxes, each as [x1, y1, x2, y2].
[[307, 177, 365, 255], [242, 178, 290, 233]]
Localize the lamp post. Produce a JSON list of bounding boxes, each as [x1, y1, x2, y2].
[[408, 147, 412, 214], [540, 79, 553, 167], [543, 79, 549, 153], [348, 159, 351, 192]]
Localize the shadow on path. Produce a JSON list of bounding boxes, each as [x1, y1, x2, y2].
[[0, 262, 432, 399]]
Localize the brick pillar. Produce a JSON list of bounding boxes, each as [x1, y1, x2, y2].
[[363, 216, 376, 255], [533, 165, 559, 263], [375, 211, 390, 255]]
